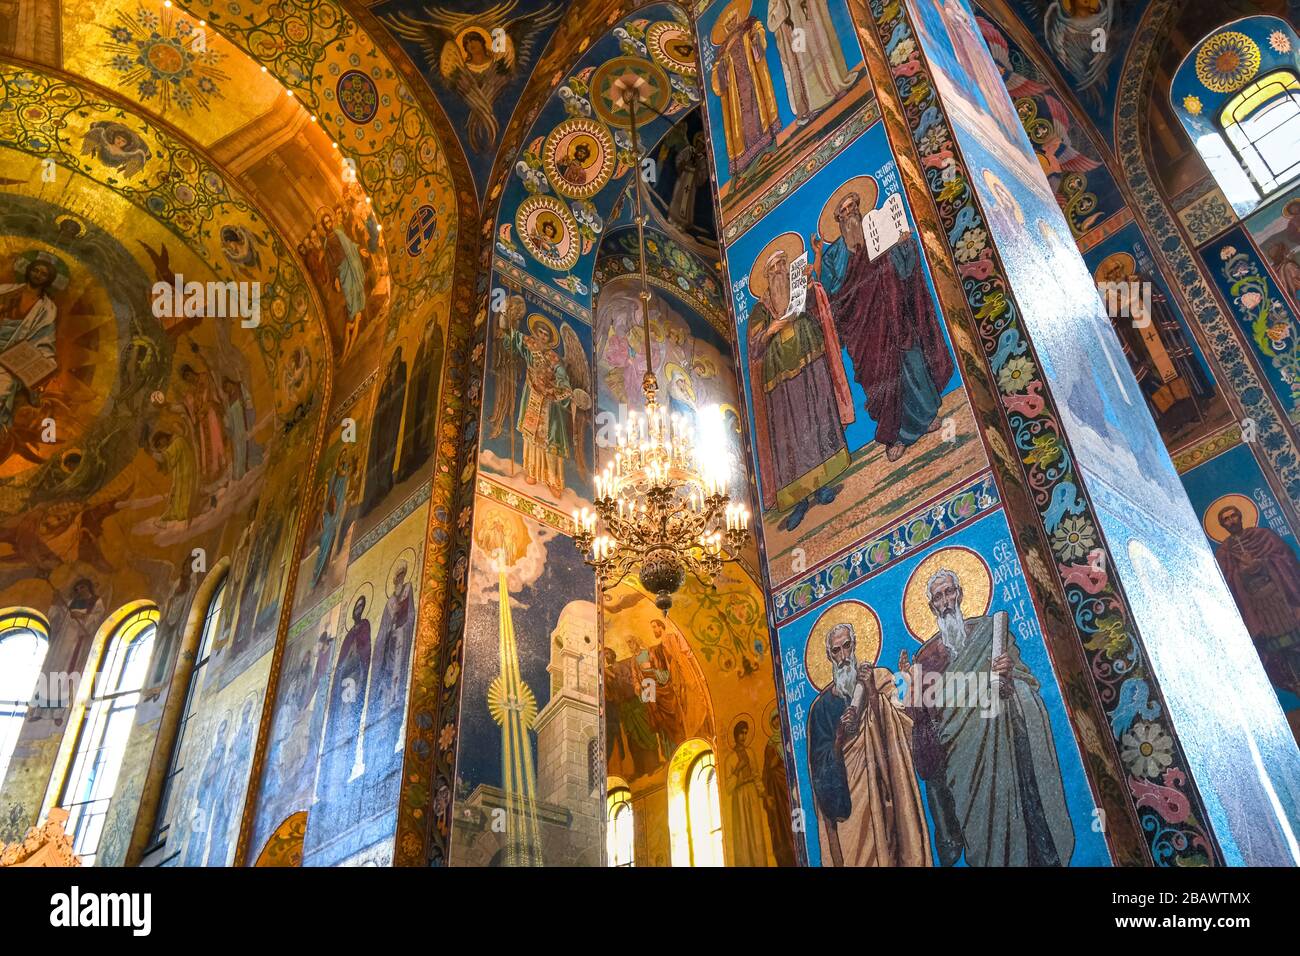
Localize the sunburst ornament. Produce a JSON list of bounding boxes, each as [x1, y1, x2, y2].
[[101, 6, 229, 114], [1182, 95, 1202, 115], [487, 674, 538, 727], [1269, 30, 1292, 54], [1195, 31, 1261, 93]]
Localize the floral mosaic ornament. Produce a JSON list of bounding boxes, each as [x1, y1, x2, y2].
[[866, 0, 1218, 866], [1194, 30, 1261, 94], [101, 5, 229, 114], [1214, 238, 1300, 418]]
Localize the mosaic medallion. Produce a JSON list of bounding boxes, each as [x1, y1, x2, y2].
[[516, 195, 580, 271], [337, 69, 379, 123], [542, 118, 615, 199], [405, 204, 438, 257], [590, 56, 672, 128], [646, 21, 698, 77], [1194, 31, 1260, 93]]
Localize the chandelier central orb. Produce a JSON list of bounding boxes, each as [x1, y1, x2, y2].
[[572, 85, 749, 612]]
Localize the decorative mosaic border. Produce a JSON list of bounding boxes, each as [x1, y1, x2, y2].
[[721, 101, 882, 244], [868, 0, 1219, 866], [1171, 425, 1243, 474], [492, 255, 592, 323], [1075, 208, 1134, 255], [1202, 228, 1300, 423], [1116, 0, 1300, 509], [348, 482, 434, 561], [772, 471, 1000, 622], [1178, 187, 1236, 246], [286, 586, 343, 640], [476, 473, 577, 536]]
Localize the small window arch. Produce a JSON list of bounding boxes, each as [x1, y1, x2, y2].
[[606, 785, 635, 867], [0, 610, 50, 785], [685, 750, 725, 867], [147, 573, 227, 855], [58, 605, 158, 865]]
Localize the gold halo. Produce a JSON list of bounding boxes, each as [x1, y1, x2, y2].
[[664, 362, 696, 402], [901, 546, 993, 641], [1093, 251, 1136, 284], [527, 312, 559, 347], [455, 26, 493, 63], [748, 231, 805, 302], [982, 168, 1024, 224], [543, 117, 615, 200], [516, 194, 579, 271], [346, 581, 375, 621], [647, 21, 698, 77], [710, 0, 752, 45], [387, 548, 418, 597], [761, 699, 779, 736], [1203, 493, 1259, 542], [728, 711, 756, 746], [817, 175, 879, 245], [804, 600, 882, 692]]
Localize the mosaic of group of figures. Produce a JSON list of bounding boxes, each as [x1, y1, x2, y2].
[[688, 0, 1131, 866], [1, 0, 462, 869], [0, 43, 327, 851]]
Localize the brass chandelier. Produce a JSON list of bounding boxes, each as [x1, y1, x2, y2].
[[572, 79, 749, 612]]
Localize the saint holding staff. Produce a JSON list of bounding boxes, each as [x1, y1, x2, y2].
[[746, 231, 854, 531]]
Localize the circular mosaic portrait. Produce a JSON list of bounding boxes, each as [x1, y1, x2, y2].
[[590, 56, 672, 128], [543, 118, 616, 199], [516, 195, 580, 271], [337, 70, 379, 123], [646, 21, 698, 77]]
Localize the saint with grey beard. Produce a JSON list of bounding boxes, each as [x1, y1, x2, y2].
[[899, 569, 1075, 866], [807, 620, 930, 866]]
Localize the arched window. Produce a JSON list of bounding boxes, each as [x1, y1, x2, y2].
[[685, 750, 725, 867], [1172, 18, 1300, 213], [1220, 70, 1300, 196], [148, 574, 226, 855], [606, 786, 635, 867], [58, 605, 158, 865], [0, 610, 50, 785]]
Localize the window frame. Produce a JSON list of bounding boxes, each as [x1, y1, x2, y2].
[[605, 786, 635, 867], [685, 750, 725, 867], [0, 610, 50, 786], [1218, 70, 1300, 197], [56, 606, 158, 866]]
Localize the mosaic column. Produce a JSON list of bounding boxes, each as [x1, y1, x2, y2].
[[693, 0, 1300, 866]]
